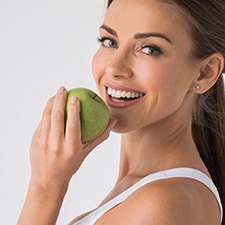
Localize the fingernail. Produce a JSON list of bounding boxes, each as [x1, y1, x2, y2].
[[58, 86, 65, 93], [71, 96, 78, 104]]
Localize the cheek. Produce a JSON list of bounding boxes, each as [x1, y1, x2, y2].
[[137, 61, 191, 109], [138, 59, 191, 92], [92, 50, 110, 101], [91, 50, 108, 89], [135, 60, 172, 89], [92, 51, 101, 84]]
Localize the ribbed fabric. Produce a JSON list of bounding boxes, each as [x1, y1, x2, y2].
[[73, 167, 223, 224]]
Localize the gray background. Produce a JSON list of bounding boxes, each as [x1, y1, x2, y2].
[[0, 0, 120, 224], [1, 0, 224, 224]]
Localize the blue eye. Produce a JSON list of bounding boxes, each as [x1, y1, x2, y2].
[[97, 37, 118, 48], [141, 46, 161, 55]]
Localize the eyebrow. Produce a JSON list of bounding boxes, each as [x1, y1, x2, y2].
[[134, 33, 173, 45], [100, 24, 173, 45], [100, 25, 117, 36]]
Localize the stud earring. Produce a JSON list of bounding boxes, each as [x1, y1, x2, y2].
[[196, 84, 201, 90]]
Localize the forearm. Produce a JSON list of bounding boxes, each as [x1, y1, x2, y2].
[[17, 181, 68, 225]]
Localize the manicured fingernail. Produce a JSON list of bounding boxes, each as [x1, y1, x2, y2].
[[58, 86, 65, 93], [71, 96, 78, 104]]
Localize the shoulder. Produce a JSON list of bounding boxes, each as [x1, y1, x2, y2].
[[125, 178, 195, 224], [116, 178, 218, 225], [68, 210, 94, 225]]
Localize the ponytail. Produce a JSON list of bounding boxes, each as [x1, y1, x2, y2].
[[192, 75, 225, 224]]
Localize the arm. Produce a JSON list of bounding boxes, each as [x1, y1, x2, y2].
[[17, 180, 67, 225], [17, 86, 116, 225]]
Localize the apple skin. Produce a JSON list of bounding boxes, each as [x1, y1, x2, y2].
[[65, 88, 110, 143]]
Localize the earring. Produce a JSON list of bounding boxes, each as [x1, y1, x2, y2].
[[196, 84, 201, 90]]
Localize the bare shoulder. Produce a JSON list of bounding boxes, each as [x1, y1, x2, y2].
[[68, 209, 94, 225], [68, 178, 220, 225], [111, 178, 220, 225]]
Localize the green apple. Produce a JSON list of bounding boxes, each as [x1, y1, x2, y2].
[[65, 87, 110, 143]]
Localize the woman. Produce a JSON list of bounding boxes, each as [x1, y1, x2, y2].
[[18, 0, 225, 224]]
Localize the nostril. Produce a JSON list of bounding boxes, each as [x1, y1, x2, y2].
[[105, 60, 133, 78]]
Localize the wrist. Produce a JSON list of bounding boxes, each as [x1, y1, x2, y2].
[[18, 178, 69, 225], [29, 176, 69, 201]]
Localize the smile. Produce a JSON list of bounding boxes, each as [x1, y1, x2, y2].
[[105, 86, 145, 108], [108, 87, 145, 101]]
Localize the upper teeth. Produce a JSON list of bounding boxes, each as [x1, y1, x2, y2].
[[107, 87, 144, 98]]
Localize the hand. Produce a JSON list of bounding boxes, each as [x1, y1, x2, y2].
[[29, 86, 117, 192], [18, 86, 117, 225]]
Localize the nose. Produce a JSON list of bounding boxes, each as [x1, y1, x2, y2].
[[106, 49, 133, 78]]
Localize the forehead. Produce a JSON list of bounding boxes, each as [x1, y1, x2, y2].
[[104, 0, 189, 40]]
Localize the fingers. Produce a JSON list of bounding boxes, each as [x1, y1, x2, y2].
[[29, 86, 86, 190], [37, 86, 67, 144], [65, 96, 82, 147], [38, 86, 82, 148], [30, 86, 118, 191], [50, 86, 67, 141], [37, 86, 116, 158], [40, 96, 54, 139]]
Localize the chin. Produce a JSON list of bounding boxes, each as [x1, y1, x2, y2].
[[111, 119, 135, 134]]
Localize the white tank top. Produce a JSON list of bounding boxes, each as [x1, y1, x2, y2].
[[72, 167, 223, 224]]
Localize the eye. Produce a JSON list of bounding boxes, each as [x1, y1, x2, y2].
[[97, 37, 118, 48], [141, 45, 162, 56]]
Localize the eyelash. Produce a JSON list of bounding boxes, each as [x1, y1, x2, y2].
[[97, 37, 162, 56], [97, 37, 118, 48], [140, 45, 162, 56]]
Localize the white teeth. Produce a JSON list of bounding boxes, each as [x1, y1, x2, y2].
[[121, 91, 126, 98], [115, 90, 122, 98], [108, 88, 112, 95], [112, 89, 116, 96], [124, 92, 129, 98], [112, 98, 124, 102], [107, 87, 144, 99]]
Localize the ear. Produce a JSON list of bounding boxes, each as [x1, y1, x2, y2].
[[192, 53, 224, 94]]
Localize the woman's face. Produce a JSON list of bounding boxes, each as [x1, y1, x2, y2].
[[92, 0, 200, 133]]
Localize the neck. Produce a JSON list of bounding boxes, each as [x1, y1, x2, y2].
[[116, 116, 203, 183]]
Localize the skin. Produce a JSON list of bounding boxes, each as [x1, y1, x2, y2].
[[18, 0, 224, 224]]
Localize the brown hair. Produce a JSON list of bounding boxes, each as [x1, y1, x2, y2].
[[107, 0, 225, 223]]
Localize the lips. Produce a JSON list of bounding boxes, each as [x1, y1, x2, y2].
[[105, 84, 145, 108]]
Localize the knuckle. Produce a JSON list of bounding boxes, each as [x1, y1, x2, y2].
[[50, 142, 62, 157], [66, 123, 78, 133], [42, 107, 51, 119], [55, 91, 66, 102], [52, 110, 64, 122], [42, 97, 54, 118], [46, 96, 54, 107], [65, 147, 84, 164], [39, 137, 48, 151], [65, 149, 77, 160]]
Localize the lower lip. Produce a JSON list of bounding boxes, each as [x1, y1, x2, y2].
[[105, 92, 144, 108]]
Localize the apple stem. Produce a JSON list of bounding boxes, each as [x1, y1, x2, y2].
[[92, 94, 98, 100]]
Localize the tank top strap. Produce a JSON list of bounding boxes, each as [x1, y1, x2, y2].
[[73, 167, 223, 224]]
